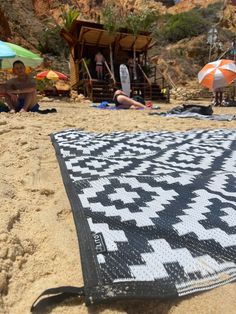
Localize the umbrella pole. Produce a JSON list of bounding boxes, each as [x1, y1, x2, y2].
[[234, 50, 236, 99], [208, 45, 212, 62]]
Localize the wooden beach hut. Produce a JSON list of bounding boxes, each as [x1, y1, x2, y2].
[[61, 20, 169, 102]]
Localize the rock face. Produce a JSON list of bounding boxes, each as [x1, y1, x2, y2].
[[0, 0, 235, 87], [168, 0, 220, 13], [0, 0, 224, 46], [0, 0, 234, 51], [1, 0, 235, 46], [0, 7, 11, 40], [221, 0, 236, 30]]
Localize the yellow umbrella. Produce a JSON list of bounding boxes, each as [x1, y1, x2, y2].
[[36, 70, 68, 81]]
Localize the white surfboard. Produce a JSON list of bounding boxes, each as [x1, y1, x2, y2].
[[119, 64, 131, 97]]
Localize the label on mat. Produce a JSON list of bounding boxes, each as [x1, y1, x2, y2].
[[91, 232, 107, 254]]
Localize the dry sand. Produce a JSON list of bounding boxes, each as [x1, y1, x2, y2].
[[0, 99, 236, 314]]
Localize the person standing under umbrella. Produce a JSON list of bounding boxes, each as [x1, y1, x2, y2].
[[3, 60, 38, 113], [198, 59, 236, 106], [213, 87, 224, 106]]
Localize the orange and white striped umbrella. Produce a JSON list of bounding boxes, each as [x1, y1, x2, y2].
[[36, 70, 68, 81], [198, 59, 236, 90]]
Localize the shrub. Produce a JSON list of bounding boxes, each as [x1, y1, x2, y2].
[[196, 2, 223, 24], [37, 22, 67, 56], [60, 5, 80, 32], [163, 11, 207, 42]]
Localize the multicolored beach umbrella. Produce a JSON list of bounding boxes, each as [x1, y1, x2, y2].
[[0, 40, 16, 58], [36, 70, 68, 81], [198, 59, 236, 90], [0, 40, 43, 69]]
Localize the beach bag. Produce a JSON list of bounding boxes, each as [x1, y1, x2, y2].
[[0, 101, 9, 112], [183, 104, 213, 115], [132, 95, 145, 105], [168, 104, 213, 116]]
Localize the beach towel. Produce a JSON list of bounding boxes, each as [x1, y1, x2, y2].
[[149, 112, 236, 121], [91, 103, 116, 109], [91, 103, 160, 110], [91, 104, 143, 110], [32, 129, 236, 311]]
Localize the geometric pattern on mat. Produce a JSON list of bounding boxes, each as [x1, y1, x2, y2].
[[51, 129, 236, 304]]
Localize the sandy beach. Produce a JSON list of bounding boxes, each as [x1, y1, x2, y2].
[[0, 99, 236, 314]]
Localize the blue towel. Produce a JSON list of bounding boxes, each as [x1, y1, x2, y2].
[[97, 101, 109, 109]]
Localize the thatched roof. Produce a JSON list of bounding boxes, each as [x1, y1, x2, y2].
[[61, 20, 154, 52]]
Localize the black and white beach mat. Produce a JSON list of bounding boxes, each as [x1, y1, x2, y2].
[[32, 129, 236, 310]]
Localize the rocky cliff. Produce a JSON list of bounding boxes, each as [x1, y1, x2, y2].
[[0, 0, 235, 87], [1, 0, 227, 49]]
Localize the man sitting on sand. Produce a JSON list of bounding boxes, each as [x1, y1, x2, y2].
[[3, 60, 39, 113], [113, 90, 149, 109]]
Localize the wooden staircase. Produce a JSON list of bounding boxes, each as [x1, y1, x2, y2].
[[151, 83, 167, 101], [75, 58, 170, 103], [92, 80, 114, 102], [75, 59, 116, 102]]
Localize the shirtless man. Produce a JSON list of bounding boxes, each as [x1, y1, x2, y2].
[[94, 51, 105, 80], [3, 60, 38, 113]]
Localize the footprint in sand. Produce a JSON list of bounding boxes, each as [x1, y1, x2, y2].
[[9, 125, 25, 130], [0, 128, 11, 135], [40, 188, 55, 196], [0, 232, 35, 293], [25, 144, 39, 152], [0, 179, 16, 199], [57, 207, 71, 220]]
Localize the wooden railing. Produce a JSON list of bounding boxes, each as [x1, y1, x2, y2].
[[104, 61, 116, 85], [76, 58, 93, 99], [137, 64, 152, 99], [145, 65, 171, 102], [73, 59, 117, 100], [137, 64, 151, 85]]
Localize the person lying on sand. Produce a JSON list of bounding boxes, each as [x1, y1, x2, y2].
[[113, 90, 149, 109], [3, 60, 39, 113]]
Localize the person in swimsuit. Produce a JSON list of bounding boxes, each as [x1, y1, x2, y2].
[[213, 87, 224, 107], [94, 51, 105, 80], [3, 60, 38, 113], [113, 90, 148, 109]]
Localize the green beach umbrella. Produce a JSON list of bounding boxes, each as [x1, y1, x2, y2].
[[0, 40, 15, 68], [0, 40, 16, 58], [0, 41, 43, 69]]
